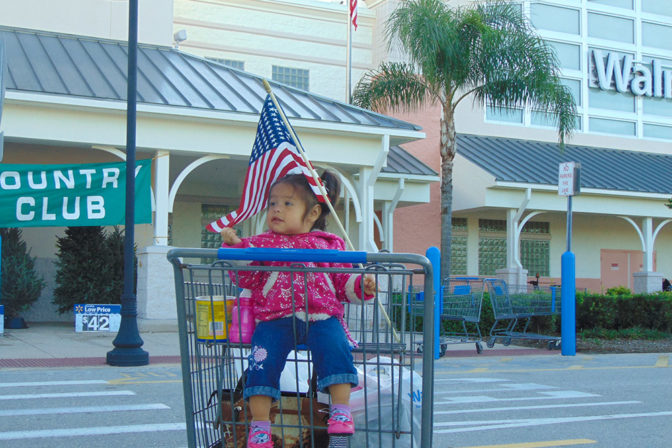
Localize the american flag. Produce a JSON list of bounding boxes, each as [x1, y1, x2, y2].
[[350, 0, 358, 30], [206, 95, 323, 233]]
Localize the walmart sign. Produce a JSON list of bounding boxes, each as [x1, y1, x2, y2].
[[590, 49, 672, 99], [0, 159, 151, 227]]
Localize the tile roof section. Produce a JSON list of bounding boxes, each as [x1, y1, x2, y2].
[[0, 26, 421, 132], [457, 134, 672, 194]]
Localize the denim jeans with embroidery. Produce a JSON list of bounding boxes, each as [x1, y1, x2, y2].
[[243, 316, 358, 401]]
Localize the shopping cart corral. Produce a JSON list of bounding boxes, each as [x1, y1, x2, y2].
[[167, 247, 436, 448], [485, 278, 561, 350], [410, 277, 485, 356]]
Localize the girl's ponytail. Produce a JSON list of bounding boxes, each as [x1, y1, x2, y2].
[[313, 170, 340, 231]]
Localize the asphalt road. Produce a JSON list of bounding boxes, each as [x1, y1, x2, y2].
[[431, 351, 672, 448], [0, 352, 670, 448]]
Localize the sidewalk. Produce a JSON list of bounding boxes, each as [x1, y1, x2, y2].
[[0, 321, 555, 369], [0, 321, 182, 368]]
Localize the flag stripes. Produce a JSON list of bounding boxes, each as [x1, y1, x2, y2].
[[206, 95, 323, 233]]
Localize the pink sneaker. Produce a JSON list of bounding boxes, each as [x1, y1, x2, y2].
[[327, 409, 355, 435], [247, 426, 273, 448]]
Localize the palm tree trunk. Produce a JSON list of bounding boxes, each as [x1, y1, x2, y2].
[[440, 103, 456, 287]]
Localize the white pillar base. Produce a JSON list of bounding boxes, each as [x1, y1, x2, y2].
[[633, 271, 663, 294], [137, 245, 177, 321], [496, 267, 529, 293]]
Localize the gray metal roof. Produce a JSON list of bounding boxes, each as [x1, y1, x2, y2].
[[457, 134, 672, 194], [0, 26, 421, 132], [382, 145, 438, 176]]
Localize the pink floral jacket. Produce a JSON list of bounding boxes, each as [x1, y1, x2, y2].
[[221, 230, 372, 324]]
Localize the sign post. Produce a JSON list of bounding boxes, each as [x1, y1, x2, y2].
[[558, 162, 580, 356]]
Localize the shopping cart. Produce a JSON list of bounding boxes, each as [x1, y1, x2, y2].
[[485, 278, 561, 350], [167, 247, 436, 448], [410, 277, 485, 356]]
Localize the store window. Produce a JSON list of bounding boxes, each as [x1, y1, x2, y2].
[[642, 22, 672, 50], [546, 41, 581, 71], [272, 66, 309, 91], [485, 106, 523, 124], [588, 0, 633, 10], [588, 13, 635, 43], [530, 4, 580, 35], [643, 123, 672, 140], [642, 0, 672, 17], [451, 218, 468, 275], [589, 117, 636, 135], [643, 97, 672, 117], [588, 13, 634, 43], [207, 58, 245, 70], [531, 112, 582, 130], [201, 205, 237, 249], [478, 219, 506, 276], [561, 78, 582, 106], [588, 88, 635, 113], [520, 222, 550, 277]]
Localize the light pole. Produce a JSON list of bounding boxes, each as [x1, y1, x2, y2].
[[558, 162, 580, 356], [107, 0, 149, 366]]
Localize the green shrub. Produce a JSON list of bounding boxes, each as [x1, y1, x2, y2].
[[605, 285, 631, 296], [52, 226, 134, 314], [576, 293, 672, 333], [0, 228, 46, 319]]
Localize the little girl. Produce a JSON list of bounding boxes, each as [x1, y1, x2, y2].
[[220, 170, 376, 448]]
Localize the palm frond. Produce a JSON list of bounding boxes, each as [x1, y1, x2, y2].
[[352, 62, 434, 113]]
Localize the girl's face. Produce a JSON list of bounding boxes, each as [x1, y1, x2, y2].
[[266, 183, 320, 235]]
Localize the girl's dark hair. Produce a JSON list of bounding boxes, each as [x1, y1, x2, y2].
[[270, 170, 340, 231]]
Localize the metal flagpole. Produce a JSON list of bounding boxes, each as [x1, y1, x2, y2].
[[262, 80, 399, 343], [346, 1, 352, 103]]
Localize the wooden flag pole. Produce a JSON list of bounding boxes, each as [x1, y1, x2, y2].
[[262, 79, 400, 343]]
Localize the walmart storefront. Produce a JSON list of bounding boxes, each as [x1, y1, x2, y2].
[[447, 0, 672, 293]]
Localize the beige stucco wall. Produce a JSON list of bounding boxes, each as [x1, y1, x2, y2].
[[173, 0, 375, 102], [0, 0, 174, 46]]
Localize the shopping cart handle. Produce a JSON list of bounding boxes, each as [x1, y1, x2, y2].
[[217, 247, 368, 264]]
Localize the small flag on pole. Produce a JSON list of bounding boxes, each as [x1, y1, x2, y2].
[[350, 0, 358, 30], [207, 95, 323, 233]]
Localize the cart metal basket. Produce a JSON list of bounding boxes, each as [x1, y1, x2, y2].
[[167, 247, 436, 448]]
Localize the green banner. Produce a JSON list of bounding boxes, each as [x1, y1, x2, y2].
[[0, 159, 152, 227]]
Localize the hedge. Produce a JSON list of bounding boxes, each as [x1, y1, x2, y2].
[[392, 290, 672, 337]]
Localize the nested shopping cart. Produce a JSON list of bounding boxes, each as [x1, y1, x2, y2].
[[167, 247, 436, 448], [486, 278, 561, 350], [409, 277, 485, 356]]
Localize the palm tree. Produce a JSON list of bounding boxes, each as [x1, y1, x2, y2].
[[353, 0, 576, 282]]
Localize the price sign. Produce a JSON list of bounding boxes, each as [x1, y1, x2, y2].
[[74, 304, 121, 333]]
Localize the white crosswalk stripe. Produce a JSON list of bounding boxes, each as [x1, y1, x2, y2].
[[431, 374, 668, 437], [0, 371, 187, 446]]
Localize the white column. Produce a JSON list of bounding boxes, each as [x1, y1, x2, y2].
[[643, 217, 654, 272], [382, 178, 404, 252], [497, 208, 527, 292], [358, 166, 375, 251], [137, 245, 176, 323], [506, 208, 517, 269], [154, 150, 170, 245]]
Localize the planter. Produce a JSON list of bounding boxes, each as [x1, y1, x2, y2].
[[5, 317, 28, 329]]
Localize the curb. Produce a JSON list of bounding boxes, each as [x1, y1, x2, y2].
[[0, 355, 182, 369]]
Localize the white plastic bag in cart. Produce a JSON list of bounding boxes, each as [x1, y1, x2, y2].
[[279, 350, 313, 394], [229, 349, 313, 394], [350, 356, 422, 448]]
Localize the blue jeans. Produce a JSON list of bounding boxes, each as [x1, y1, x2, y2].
[[243, 316, 358, 401]]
